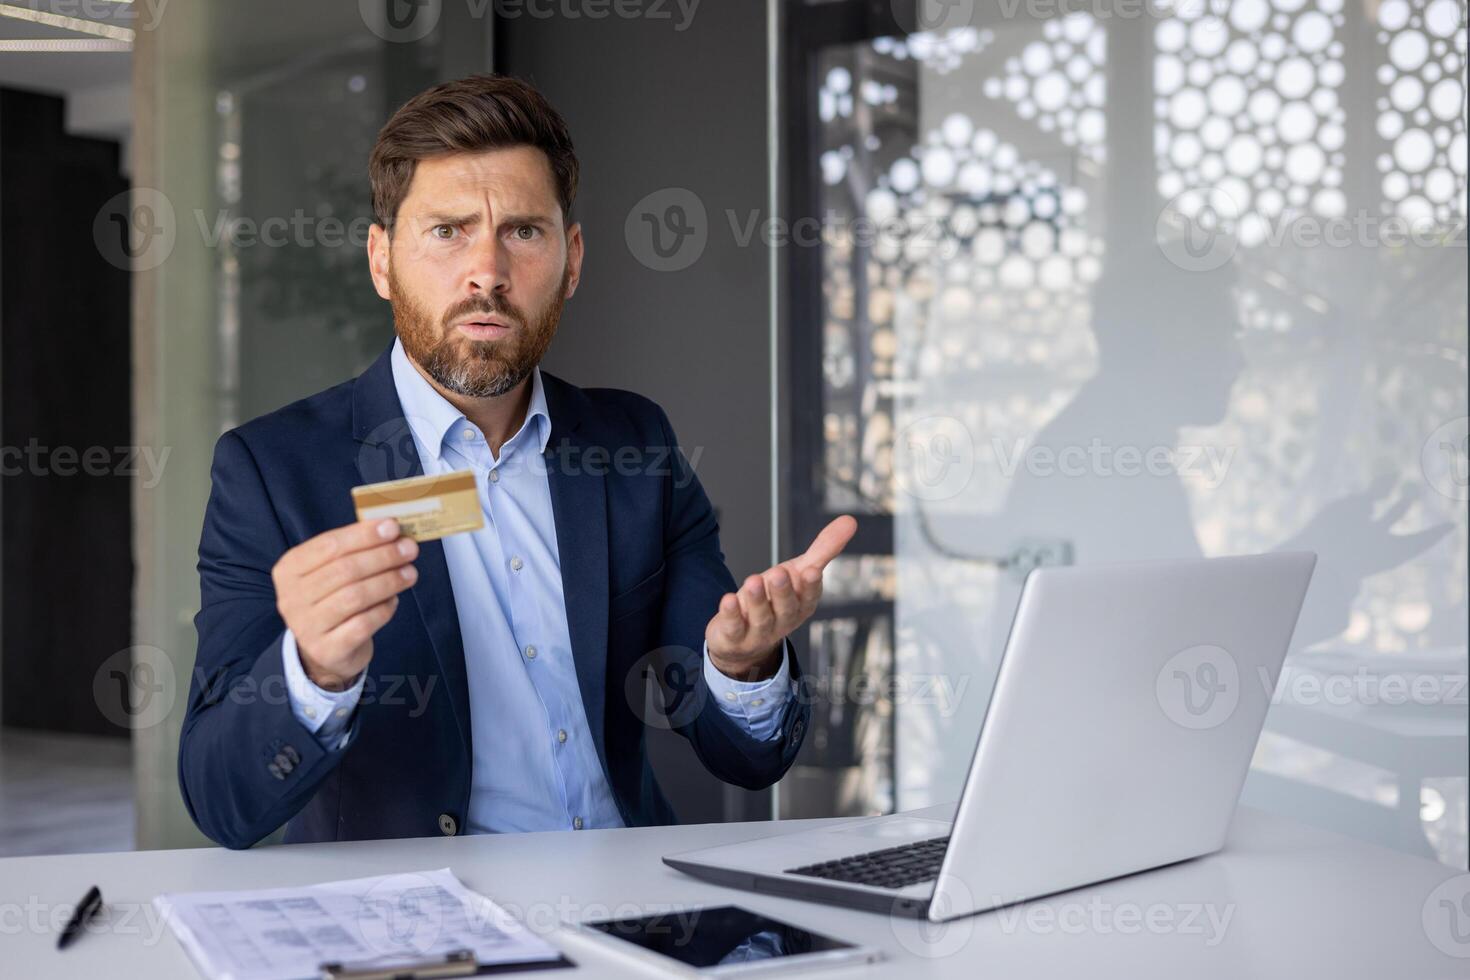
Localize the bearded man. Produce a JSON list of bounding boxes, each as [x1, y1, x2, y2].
[[179, 74, 855, 849]]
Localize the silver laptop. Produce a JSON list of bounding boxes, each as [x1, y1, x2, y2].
[[665, 552, 1316, 921]]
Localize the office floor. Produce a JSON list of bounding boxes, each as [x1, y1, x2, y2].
[[0, 728, 134, 857]]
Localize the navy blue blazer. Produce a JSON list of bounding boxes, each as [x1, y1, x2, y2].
[[179, 344, 810, 849]]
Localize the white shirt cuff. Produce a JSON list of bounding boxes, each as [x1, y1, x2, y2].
[[281, 628, 364, 748], [703, 639, 794, 741]]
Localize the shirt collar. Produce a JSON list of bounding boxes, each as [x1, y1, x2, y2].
[[389, 336, 551, 462]]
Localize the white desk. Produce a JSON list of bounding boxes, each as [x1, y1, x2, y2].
[[2, 806, 1465, 978]]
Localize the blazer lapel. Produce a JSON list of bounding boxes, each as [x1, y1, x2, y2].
[[540, 372, 612, 777], [351, 346, 473, 765]]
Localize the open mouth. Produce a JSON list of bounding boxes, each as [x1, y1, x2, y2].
[[456, 319, 512, 339]]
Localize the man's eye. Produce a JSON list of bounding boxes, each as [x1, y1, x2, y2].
[[432, 224, 457, 240], [513, 225, 539, 240]]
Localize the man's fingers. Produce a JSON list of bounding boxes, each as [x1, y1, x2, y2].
[[320, 595, 400, 661], [781, 559, 824, 603], [764, 566, 800, 625], [795, 515, 857, 573], [710, 592, 748, 646], [772, 560, 806, 602], [286, 519, 402, 577], [797, 565, 823, 610], [300, 537, 419, 606], [315, 563, 418, 635], [739, 574, 775, 635]]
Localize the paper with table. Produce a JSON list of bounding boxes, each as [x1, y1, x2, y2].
[[153, 867, 562, 980]]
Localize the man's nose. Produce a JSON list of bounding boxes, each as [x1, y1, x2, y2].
[[465, 232, 511, 294]]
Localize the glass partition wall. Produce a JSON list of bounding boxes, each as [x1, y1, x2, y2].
[[779, 0, 1467, 869], [133, 2, 492, 848]]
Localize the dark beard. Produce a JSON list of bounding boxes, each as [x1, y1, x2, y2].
[[390, 262, 569, 398]]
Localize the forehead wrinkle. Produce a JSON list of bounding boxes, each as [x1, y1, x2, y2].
[[406, 164, 557, 224], [397, 146, 565, 240]]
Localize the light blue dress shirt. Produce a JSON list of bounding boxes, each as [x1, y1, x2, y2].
[[280, 338, 793, 833]]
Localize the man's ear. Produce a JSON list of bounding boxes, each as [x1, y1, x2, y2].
[[367, 222, 392, 301], [565, 221, 584, 299]]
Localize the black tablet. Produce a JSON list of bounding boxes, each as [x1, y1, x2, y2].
[[569, 904, 882, 976]]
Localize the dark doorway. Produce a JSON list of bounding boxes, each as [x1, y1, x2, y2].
[[1, 86, 133, 736]]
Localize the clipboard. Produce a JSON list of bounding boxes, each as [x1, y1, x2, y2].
[[319, 947, 577, 979]]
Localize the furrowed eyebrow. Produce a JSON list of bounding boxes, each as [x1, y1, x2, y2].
[[412, 212, 553, 228], [418, 213, 480, 226], [499, 213, 555, 227]]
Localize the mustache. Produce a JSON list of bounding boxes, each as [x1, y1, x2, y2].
[[441, 298, 522, 328]]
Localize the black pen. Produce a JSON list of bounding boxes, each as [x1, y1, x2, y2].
[[56, 885, 102, 950]]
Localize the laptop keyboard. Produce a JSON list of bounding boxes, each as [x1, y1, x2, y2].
[[785, 835, 950, 890]]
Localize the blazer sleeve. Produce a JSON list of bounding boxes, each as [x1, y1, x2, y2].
[[178, 430, 358, 849], [648, 403, 811, 790]]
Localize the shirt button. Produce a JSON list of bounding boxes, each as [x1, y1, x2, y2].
[[724, 692, 737, 702], [304, 707, 317, 720], [525, 645, 538, 660], [489, 469, 500, 483], [461, 429, 475, 441], [557, 729, 568, 744], [750, 698, 764, 707], [573, 816, 584, 830], [510, 556, 524, 571], [334, 708, 347, 718]]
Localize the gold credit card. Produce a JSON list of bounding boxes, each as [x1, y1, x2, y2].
[[351, 469, 483, 542]]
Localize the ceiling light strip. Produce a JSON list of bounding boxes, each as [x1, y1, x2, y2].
[[0, 37, 131, 51], [0, 3, 134, 42]]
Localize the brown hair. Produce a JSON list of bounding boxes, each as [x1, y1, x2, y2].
[[368, 73, 579, 232]]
